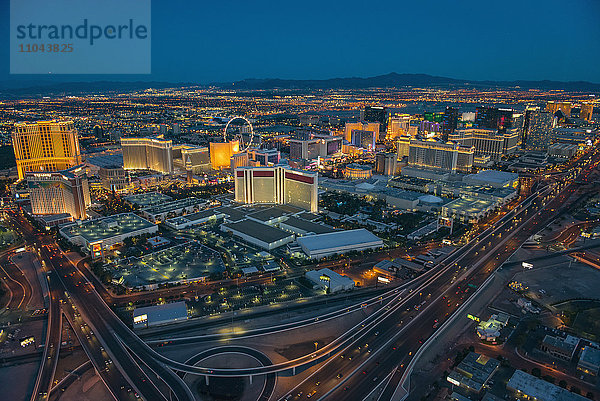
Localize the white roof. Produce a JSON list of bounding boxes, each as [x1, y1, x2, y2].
[[466, 170, 518, 184], [418, 194, 443, 203], [297, 229, 382, 252], [133, 301, 187, 324], [306, 268, 354, 289]]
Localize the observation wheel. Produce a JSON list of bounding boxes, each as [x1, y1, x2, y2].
[[223, 116, 255, 152]]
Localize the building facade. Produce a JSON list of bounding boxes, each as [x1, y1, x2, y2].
[[121, 136, 174, 174], [523, 108, 555, 150], [26, 165, 90, 220], [408, 138, 474, 173], [12, 120, 82, 180], [234, 166, 318, 212], [450, 128, 519, 161], [344, 122, 379, 142]]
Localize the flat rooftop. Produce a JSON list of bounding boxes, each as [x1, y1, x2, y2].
[[61, 213, 155, 243], [142, 197, 204, 216], [443, 196, 497, 214], [247, 207, 289, 222], [280, 216, 336, 234], [222, 220, 293, 244], [133, 301, 187, 323], [466, 169, 519, 184], [216, 206, 247, 222], [125, 192, 173, 208], [507, 370, 587, 401], [296, 229, 382, 252], [86, 153, 124, 169]]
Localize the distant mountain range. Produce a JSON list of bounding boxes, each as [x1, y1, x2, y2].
[[219, 73, 600, 91], [0, 80, 196, 98], [0, 72, 599, 98]]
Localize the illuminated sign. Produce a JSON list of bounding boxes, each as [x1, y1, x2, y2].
[[377, 276, 390, 284], [522, 262, 533, 269], [133, 314, 147, 323], [20, 336, 35, 347], [447, 376, 461, 386], [438, 217, 453, 228], [467, 314, 480, 322], [319, 275, 330, 282]]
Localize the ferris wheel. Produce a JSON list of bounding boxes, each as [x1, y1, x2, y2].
[[223, 116, 255, 152]]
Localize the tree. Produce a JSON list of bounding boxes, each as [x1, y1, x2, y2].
[[586, 392, 594, 400], [558, 380, 567, 388], [571, 386, 581, 395], [531, 367, 541, 378]]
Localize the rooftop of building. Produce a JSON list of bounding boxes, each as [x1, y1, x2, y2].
[[216, 206, 248, 222], [280, 216, 336, 235], [305, 267, 354, 289], [60, 213, 155, 243], [507, 370, 587, 401], [222, 219, 293, 244], [133, 301, 188, 321], [443, 196, 497, 214], [296, 228, 382, 252], [296, 211, 320, 221], [579, 346, 600, 367], [450, 352, 499, 392], [542, 334, 579, 354], [86, 153, 124, 169], [465, 170, 519, 184], [142, 197, 205, 216], [245, 207, 289, 223], [124, 192, 173, 208], [345, 163, 373, 171]]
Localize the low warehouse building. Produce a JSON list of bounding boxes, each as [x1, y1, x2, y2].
[[59, 213, 157, 258], [133, 301, 188, 329], [305, 268, 354, 293], [220, 219, 295, 250], [296, 229, 383, 259], [507, 369, 588, 401]]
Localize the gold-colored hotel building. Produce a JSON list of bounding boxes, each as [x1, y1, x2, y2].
[[12, 120, 82, 180]]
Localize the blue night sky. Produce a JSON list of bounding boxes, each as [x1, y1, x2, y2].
[[1, 0, 600, 85]]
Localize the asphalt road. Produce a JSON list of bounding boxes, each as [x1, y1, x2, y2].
[[280, 151, 599, 401]]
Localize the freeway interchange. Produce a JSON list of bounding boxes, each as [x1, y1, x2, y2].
[[6, 144, 599, 401]]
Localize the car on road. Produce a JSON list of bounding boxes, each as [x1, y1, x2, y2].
[[336, 373, 343, 379], [307, 390, 317, 398]]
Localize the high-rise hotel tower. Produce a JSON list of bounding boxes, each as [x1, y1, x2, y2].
[[234, 166, 318, 212], [12, 120, 82, 180]]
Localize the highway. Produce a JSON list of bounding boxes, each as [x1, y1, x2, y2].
[[0, 247, 32, 311], [44, 243, 193, 401], [323, 149, 600, 401], [30, 269, 62, 401], [7, 212, 191, 401], [276, 149, 600, 400]]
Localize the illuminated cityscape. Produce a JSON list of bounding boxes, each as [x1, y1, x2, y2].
[[0, 2, 599, 401]]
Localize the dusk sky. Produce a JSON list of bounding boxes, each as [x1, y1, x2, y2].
[[1, 0, 600, 84]]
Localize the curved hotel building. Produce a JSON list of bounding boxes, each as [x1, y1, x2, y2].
[[12, 120, 82, 180], [121, 136, 174, 174]]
